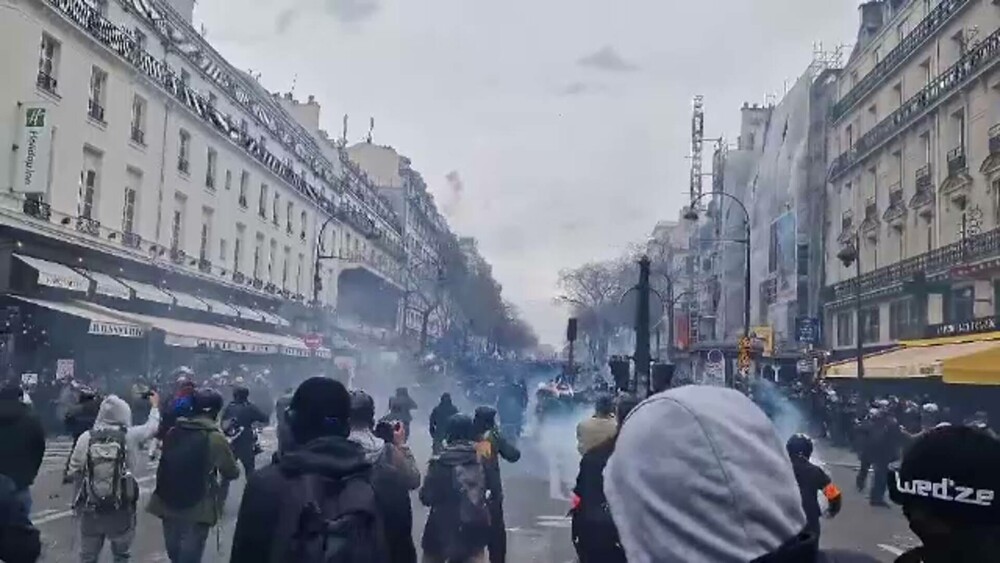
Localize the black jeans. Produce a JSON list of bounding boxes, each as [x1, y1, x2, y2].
[[487, 500, 506, 563], [870, 462, 889, 504], [161, 518, 210, 563]]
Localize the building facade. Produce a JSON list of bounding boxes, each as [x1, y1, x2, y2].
[[823, 0, 1000, 356]]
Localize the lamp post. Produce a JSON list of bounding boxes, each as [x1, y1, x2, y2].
[[683, 192, 751, 340], [836, 233, 865, 380]]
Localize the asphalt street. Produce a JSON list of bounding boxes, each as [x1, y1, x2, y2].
[[25, 399, 917, 562]]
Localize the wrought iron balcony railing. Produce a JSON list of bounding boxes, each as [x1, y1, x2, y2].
[[130, 125, 144, 145], [830, 0, 971, 122], [827, 225, 1000, 303], [75, 216, 100, 236], [121, 231, 141, 249], [87, 99, 105, 123], [23, 199, 51, 221], [947, 145, 967, 175], [829, 25, 1000, 182], [198, 257, 211, 273], [233, 271, 246, 284], [252, 278, 264, 289], [884, 183, 907, 223], [169, 247, 186, 264], [205, 174, 215, 190], [264, 282, 278, 294], [36, 72, 57, 94]]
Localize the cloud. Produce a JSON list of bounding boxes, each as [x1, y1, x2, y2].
[[577, 46, 639, 72], [442, 171, 465, 218], [323, 0, 381, 24], [275, 8, 297, 34], [557, 81, 609, 96]]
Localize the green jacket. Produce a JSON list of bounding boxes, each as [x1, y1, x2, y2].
[[147, 416, 240, 525]]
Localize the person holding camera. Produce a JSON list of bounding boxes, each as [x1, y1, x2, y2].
[[349, 390, 421, 563]]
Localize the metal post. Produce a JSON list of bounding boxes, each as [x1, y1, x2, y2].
[[855, 234, 865, 379], [635, 256, 652, 398], [744, 231, 751, 339], [666, 276, 675, 363]]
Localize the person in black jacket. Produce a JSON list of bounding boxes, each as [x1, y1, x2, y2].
[[0, 472, 40, 563], [428, 393, 458, 454], [473, 406, 519, 563], [62, 388, 99, 478], [571, 394, 637, 563], [0, 384, 45, 516], [221, 386, 268, 477], [229, 377, 387, 563]]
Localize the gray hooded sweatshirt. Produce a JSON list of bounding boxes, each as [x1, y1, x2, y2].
[[604, 386, 807, 563], [67, 395, 160, 479]]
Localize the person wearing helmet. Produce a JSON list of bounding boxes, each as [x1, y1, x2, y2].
[[220, 386, 268, 479], [787, 433, 841, 539], [148, 388, 239, 563]]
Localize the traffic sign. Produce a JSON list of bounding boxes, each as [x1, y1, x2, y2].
[[303, 333, 323, 350], [795, 316, 820, 344]]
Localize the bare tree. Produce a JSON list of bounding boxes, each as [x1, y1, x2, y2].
[[556, 258, 636, 362]]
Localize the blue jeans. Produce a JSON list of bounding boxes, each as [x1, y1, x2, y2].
[[161, 518, 210, 563]]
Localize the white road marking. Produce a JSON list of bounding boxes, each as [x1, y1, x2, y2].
[[877, 544, 905, 556]]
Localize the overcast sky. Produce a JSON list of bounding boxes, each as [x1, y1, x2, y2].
[[194, 0, 860, 345]]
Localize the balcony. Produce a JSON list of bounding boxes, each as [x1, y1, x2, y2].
[[829, 24, 1000, 182], [883, 183, 907, 227], [130, 126, 145, 145], [22, 199, 51, 221], [177, 158, 189, 175], [861, 197, 879, 239], [233, 271, 246, 284], [910, 164, 935, 217], [830, 0, 971, 122], [264, 282, 278, 294], [36, 72, 57, 94], [121, 231, 141, 249], [252, 278, 264, 290], [941, 145, 973, 204], [837, 214, 854, 244], [198, 257, 211, 273], [87, 99, 105, 123], [75, 216, 100, 236], [990, 124, 1000, 156], [826, 224, 1000, 303], [169, 247, 186, 265]]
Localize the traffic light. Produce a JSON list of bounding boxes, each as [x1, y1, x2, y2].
[[609, 355, 631, 392], [567, 318, 578, 342], [651, 362, 675, 394]]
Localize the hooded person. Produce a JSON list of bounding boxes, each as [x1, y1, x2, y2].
[[229, 378, 387, 563], [889, 425, 1000, 563], [66, 393, 160, 563], [420, 414, 490, 563], [0, 384, 44, 517], [604, 386, 880, 563], [429, 393, 458, 454], [220, 386, 268, 477], [387, 387, 417, 438], [472, 405, 519, 563], [576, 394, 617, 455], [348, 390, 420, 563]]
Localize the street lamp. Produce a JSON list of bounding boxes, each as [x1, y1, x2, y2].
[[683, 193, 751, 341], [836, 233, 865, 380]]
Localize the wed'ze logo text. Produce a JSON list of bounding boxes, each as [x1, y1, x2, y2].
[[895, 473, 995, 507]]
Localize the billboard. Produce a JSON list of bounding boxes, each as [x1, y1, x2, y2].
[[14, 104, 51, 194], [769, 212, 797, 302]]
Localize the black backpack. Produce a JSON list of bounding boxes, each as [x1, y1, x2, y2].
[[270, 471, 386, 563], [452, 459, 490, 534], [154, 426, 211, 510]]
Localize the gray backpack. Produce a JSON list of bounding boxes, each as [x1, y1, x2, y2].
[[79, 427, 137, 512]]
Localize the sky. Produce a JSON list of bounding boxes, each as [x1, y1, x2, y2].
[[194, 0, 860, 346]]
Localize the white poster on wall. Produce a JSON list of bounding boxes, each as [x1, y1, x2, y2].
[[14, 104, 52, 194]]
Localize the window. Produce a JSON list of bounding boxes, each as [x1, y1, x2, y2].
[[845, 124, 854, 149], [920, 58, 932, 87], [767, 222, 778, 273], [889, 300, 911, 340], [893, 82, 903, 109], [219, 238, 227, 262], [268, 239, 277, 282], [859, 307, 879, 343], [954, 109, 966, 149], [837, 312, 854, 346], [199, 207, 213, 261], [282, 246, 291, 289], [133, 28, 146, 51], [80, 148, 101, 220], [296, 254, 304, 293], [123, 169, 140, 235], [178, 130, 191, 173], [170, 193, 186, 252], [208, 92, 217, 107], [893, 150, 903, 182], [88, 66, 107, 122], [206, 148, 217, 189], [286, 202, 294, 234], [944, 286, 974, 324], [896, 20, 909, 44], [272, 192, 280, 226], [873, 47, 881, 66], [258, 184, 268, 218], [234, 223, 245, 273], [920, 132, 931, 165], [868, 104, 877, 129], [238, 171, 249, 207], [224, 170, 232, 191], [130, 95, 146, 144], [300, 211, 308, 240], [253, 234, 264, 279], [37, 33, 60, 93]]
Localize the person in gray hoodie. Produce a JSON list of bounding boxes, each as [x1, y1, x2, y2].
[[604, 386, 880, 563], [66, 392, 160, 563]]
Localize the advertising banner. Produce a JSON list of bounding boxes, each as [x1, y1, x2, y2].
[[14, 104, 51, 194]]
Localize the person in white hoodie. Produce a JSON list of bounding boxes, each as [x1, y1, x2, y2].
[[66, 392, 160, 563]]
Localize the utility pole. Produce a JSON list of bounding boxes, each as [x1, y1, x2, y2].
[[634, 256, 652, 398], [566, 317, 578, 386]]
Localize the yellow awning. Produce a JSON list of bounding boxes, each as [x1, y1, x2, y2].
[[825, 331, 1000, 384]]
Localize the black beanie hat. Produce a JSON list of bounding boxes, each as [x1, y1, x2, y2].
[[446, 413, 475, 443], [889, 425, 1000, 526], [289, 377, 351, 443]]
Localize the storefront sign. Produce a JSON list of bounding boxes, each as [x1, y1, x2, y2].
[[20, 373, 37, 386], [927, 317, 998, 339], [56, 359, 74, 380], [37, 271, 88, 292], [14, 104, 51, 194], [303, 333, 323, 350], [750, 326, 774, 357], [795, 317, 820, 344], [87, 321, 144, 338]]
